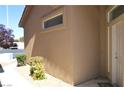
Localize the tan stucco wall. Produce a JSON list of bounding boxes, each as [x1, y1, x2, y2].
[[24, 6, 74, 84], [99, 6, 108, 78], [68, 6, 102, 85], [23, 5, 109, 85]]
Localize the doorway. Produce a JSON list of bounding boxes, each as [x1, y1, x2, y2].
[[108, 5, 124, 86], [111, 21, 123, 86]]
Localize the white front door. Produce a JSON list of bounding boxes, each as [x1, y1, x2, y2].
[[111, 21, 123, 86]]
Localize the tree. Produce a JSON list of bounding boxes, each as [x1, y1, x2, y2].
[[0, 24, 14, 49], [14, 39, 19, 42], [19, 36, 24, 42]]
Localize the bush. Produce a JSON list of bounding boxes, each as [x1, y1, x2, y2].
[[16, 54, 26, 67], [28, 56, 45, 80]]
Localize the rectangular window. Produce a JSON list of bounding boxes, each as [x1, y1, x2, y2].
[[43, 14, 63, 29], [109, 6, 124, 22]]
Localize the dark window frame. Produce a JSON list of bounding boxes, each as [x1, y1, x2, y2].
[[43, 13, 63, 29]]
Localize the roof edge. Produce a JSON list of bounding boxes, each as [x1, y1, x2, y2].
[[19, 5, 33, 27]]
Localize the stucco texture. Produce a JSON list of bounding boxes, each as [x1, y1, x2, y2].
[[22, 6, 109, 85]]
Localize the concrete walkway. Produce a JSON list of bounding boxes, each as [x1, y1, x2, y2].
[[0, 59, 71, 87], [76, 77, 110, 87], [0, 60, 33, 87], [0, 59, 110, 87], [16, 64, 71, 87]]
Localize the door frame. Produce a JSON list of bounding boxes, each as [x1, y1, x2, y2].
[[108, 13, 124, 86]]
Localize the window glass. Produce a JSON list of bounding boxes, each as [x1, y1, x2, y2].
[[43, 14, 63, 29], [110, 6, 124, 22]]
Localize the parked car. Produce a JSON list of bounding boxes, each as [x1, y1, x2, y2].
[[10, 43, 18, 49]]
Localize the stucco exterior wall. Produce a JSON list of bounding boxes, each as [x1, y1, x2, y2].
[[69, 6, 102, 85], [23, 5, 109, 85], [24, 6, 74, 84], [99, 6, 108, 78]]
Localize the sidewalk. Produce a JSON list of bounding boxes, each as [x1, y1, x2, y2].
[[0, 59, 71, 87], [0, 60, 33, 87], [16, 64, 71, 87], [0, 59, 110, 87]]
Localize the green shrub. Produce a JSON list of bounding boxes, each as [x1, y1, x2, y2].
[[16, 54, 26, 67], [28, 56, 45, 80]]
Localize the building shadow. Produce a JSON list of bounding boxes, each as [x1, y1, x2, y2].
[[0, 64, 4, 73], [0, 81, 2, 87]]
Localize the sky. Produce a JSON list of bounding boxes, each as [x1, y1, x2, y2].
[[0, 5, 25, 39]]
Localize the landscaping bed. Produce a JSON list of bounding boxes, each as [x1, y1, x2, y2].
[[15, 55, 71, 86], [16, 64, 71, 87]]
